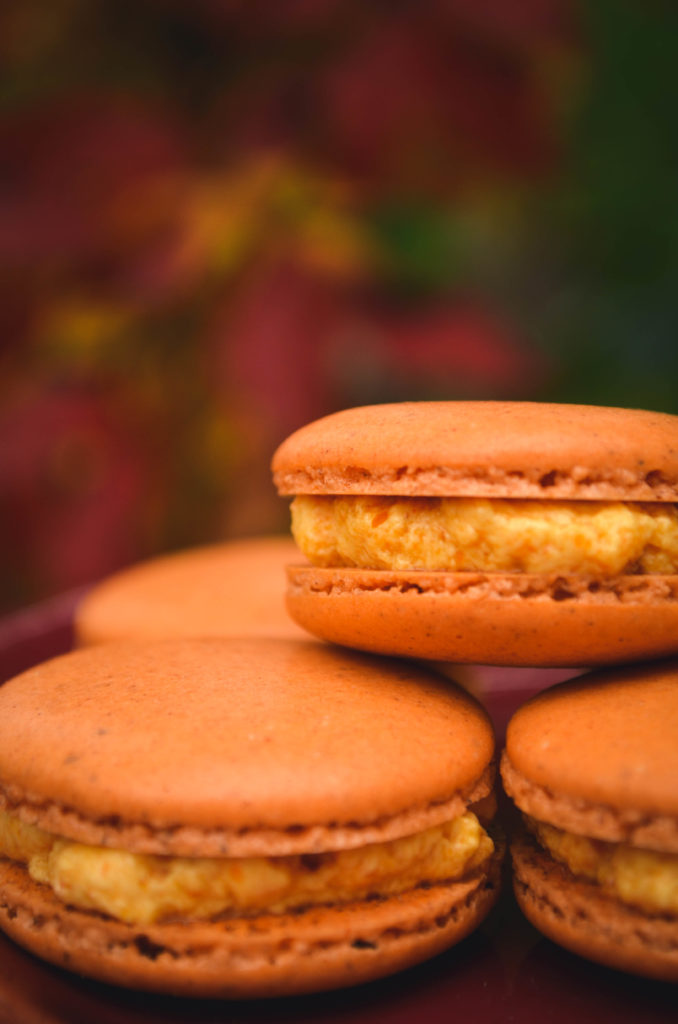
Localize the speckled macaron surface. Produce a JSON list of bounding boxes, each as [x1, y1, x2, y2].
[[272, 401, 678, 500], [74, 536, 306, 646], [0, 638, 500, 996], [272, 401, 678, 666], [501, 661, 678, 980]]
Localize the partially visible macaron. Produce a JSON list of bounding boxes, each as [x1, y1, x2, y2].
[[501, 661, 678, 980], [0, 638, 501, 997], [74, 536, 306, 646], [272, 401, 678, 666]]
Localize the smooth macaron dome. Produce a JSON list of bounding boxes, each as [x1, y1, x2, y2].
[[501, 661, 678, 980], [272, 401, 678, 666], [0, 638, 500, 997], [74, 536, 306, 646]]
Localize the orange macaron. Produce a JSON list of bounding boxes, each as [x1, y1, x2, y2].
[[74, 536, 306, 645], [501, 661, 678, 980], [0, 638, 501, 996], [272, 400, 678, 666]]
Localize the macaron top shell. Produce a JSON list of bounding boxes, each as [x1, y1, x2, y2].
[[75, 537, 306, 645], [0, 638, 494, 856], [505, 660, 678, 819], [272, 401, 678, 500]]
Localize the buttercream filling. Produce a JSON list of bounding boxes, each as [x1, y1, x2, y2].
[[525, 815, 678, 914], [0, 808, 494, 925], [291, 496, 678, 576]]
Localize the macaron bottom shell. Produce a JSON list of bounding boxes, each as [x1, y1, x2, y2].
[[0, 851, 502, 997], [285, 566, 678, 665], [510, 831, 678, 982]]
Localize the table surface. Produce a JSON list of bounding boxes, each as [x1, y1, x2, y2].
[[0, 592, 675, 1024]]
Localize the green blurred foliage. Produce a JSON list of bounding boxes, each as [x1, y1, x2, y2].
[[533, 1, 678, 408]]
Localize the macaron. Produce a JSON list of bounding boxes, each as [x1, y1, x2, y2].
[[0, 638, 501, 996], [272, 400, 678, 666], [500, 661, 678, 980], [74, 536, 307, 646]]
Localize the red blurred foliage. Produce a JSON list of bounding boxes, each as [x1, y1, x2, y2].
[[342, 302, 546, 394], [210, 257, 544, 434], [0, 0, 578, 609], [197, 0, 348, 32], [214, 2, 574, 194], [0, 95, 187, 273], [440, 0, 574, 44], [321, 15, 561, 192], [0, 390, 153, 603], [210, 259, 343, 436]]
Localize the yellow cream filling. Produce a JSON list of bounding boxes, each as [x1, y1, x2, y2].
[[291, 496, 678, 576], [0, 809, 493, 926], [527, 816, 678, 915]]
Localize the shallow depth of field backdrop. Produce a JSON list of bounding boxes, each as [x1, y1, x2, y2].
[[1, 1, 677, 612]]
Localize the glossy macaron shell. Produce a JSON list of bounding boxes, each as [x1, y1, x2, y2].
[[272, 401, 678, 666], [0, 638, 494, 853], [74, 536, 306, 646], [272, 401, 678, 500], [501, 661, 678, 981], [0, 638, 500, 995], [503, 661, 678, 833]]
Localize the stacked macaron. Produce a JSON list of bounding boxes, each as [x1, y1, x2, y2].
[[0, 638, 501, 996], [272, 401, 678, 667], [500, 662, 678, 981], [272, 400, 678, 981]]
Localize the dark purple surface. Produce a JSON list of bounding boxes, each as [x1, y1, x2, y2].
[[0, 595, 675, 1023], [0, 588, 86, 685]]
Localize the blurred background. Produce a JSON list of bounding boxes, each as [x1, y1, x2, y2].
[[1, 0, 677, 614]]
